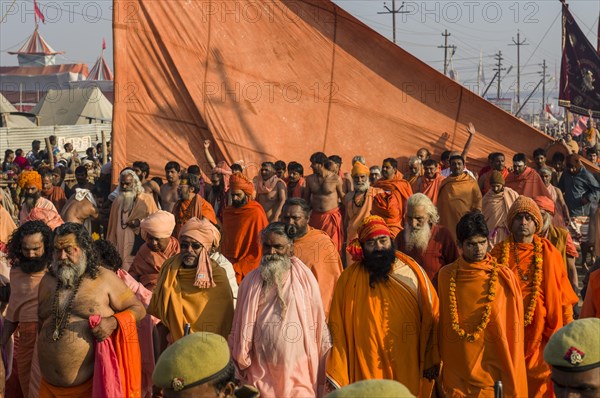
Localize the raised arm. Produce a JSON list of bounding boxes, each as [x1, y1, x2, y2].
[[462, 122, 476, 159], [203, 140, 217, 170]]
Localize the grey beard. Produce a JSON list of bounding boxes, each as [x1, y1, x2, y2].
[[260, 254, 291, 316], [354, 183, 369, 193], [404, 222, 432, 253], [24, 196, 38, 210], [542, 216, 552, 233], [51, 252, 87, 289], [120, 190, 136, 213]]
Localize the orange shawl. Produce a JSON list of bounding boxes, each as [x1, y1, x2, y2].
[[172, 193, 218, 237], [42, 186, 67, 213], [293, 227, 343, 317], [437, 173, 482, 241], [327, 252, 439, 396], [114, 310, 142, 398], [491, 238, 579, 398], [129, 237, 180, 291], [221, 200, 269, 283], [504, 167, 552, 200], [581, 269, 600, 318], [438, 255, 527, 397], [0, 203, 16, 244], [412, 174, 445, 205], [372, 177, 413, 237]]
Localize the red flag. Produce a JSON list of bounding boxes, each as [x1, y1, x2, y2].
[[572, 116, 589, 137], [34, 0, 45, 24], [102, 38, 106, 50]]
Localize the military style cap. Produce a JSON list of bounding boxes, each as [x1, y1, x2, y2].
[[325, 379, 415, 397], [543, 318, 600, 372], [153, 332, 231, 392]]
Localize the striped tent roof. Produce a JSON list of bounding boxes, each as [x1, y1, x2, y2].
[[8, 26, 63, 55], [87, 53, 113, 81]]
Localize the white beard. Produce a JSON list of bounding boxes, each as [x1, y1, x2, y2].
[[404, 222, 432, 253], [51, 252, 87, 288], [260, 254, 291, 315], [120, 190, 136, 213]]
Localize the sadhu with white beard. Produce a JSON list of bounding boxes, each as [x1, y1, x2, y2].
[[397, 193, 458, 283], [37, 222, 146, 397], [229, 222, 330, 398], [107, 169, 159, 270]]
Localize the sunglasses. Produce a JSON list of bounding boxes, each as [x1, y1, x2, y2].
[[180, 242, 203, 250]]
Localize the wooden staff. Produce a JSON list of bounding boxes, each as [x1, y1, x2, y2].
[[101, 131, 108, 164]]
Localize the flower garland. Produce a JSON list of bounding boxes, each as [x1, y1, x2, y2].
[[500, 236, 543, 326], [448, 258, 499, 342]]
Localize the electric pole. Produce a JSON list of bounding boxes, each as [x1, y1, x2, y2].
[[493, 51, 506, 100], [438, 30, 457, 76], [378, 1, 409, 44], [509, 30, 528, 107], [539, 59, 549, 112]]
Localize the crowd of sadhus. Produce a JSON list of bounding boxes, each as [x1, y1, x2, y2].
[[0, 128, 599, 398]]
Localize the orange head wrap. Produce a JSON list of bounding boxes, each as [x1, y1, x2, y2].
[[351, 162, 370, 177], [489, 170, 505, 185], [140, 210, 176, 241], [533, 195, 555, 215], [179, 218, 220, 289], [229, 174, 254, 196], [18, 170, 42, 191], [506, 196, 543, 234], [346, 215, 392, 262]]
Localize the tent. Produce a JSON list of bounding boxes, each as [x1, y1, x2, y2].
[[0, 92, 36, 128], [32, 87, 112, 126], [113, 0, 563, 181]]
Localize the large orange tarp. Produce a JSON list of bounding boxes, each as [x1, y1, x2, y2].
[[112, 0, 562, 182]]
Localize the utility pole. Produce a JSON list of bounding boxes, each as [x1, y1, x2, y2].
[[493, 51, 506, 100], [539, 59, 549, 112], [378, 1, 409, 44], [438, 30, 457, 76], [509, 30, 528, 107]]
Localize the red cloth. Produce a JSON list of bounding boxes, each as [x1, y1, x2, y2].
[[372, 177, 413, 237], [396, 224, 459, 282], [505, 167, 552, 199], [309, 207, 344, 254]]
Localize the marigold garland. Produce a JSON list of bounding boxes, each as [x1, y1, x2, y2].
[[500, 236, 543, 326], [448, 258, 499, 342]]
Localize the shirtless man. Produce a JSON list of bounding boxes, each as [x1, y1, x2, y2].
[[328, 155, 353, 194], [160, 161, 181, 213], [254, 162, 286, 222], [60, 189, 99, 232], [37, 223, 145, 394], [304, 152, 345, 253]]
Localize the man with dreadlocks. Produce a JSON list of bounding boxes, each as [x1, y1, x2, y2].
[[37, 223, 146, 397], [327, 215, 440, 397]]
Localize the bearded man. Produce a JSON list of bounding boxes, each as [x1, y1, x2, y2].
[[505, 153, 552, 199], [412, 159, 445, 205], [0, 221, 53, 397], [222, 175, 268, 283], [18, 170, 58, 224], [229, 222, 330, 397], [41, 172, 66, 213], [172, 173, 217, 237], [254, 162, 287, 223], [205, 161, 232, 222], [397, 193, 458, 282], [481, 170, 520, 246], [328, 216, 440, 396], [149, 218, 234, 340], [281, 198, 343, 316], [37, 222, 145, 397], [491, 196, 579, 397], [344, 162, 383, 265], [107, 169, 159, 270], [405, 156, 423, 186]]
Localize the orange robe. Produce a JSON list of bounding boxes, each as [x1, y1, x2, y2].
[[438, 255, 528, 397], [505, 167, 552, 200], [172, 193, 217, 237], [309, 207, 344, 255], [39, 377, 93, 398], [19, 197, 57, 225], [491, 238, 579, 398], [113, 311, 142, 398], [41, 186, 67, 214], [481, 187, 519, 246], [327, 252, 439, 396], [478, 168, 509, 196], [581, 268, 600, 318], [221, 200, 268, 283], [0, 203, 16, 244], [412, 174, 445, 205], [372, 176, 413, 237], [438, 173, 482, 241], [129, 237, 180, 291], [293, 227, 343, 316], [148, 254, 234, 340]]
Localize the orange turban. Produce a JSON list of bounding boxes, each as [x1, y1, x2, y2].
[[506, 196, 543, 234], [140, 210, 176, 240], [351, 162, 370, 177], [347, 215, 392, 261], [229, 174, 254, 196], [25, 208, 64, 230], [533, 196, 555, 215], [179, 218, 221, 288], [18, 170, 42, 191], [489, 170, 505, 185]]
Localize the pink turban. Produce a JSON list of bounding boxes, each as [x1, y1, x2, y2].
[[179, 218, 221, 288], [25, 208, 64, 230], [140, 211, 176, 240], [212, 161, 232, 192]]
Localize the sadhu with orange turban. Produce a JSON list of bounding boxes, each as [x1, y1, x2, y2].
[[18, 170, 42, 191], [328, 215, 439, 396], [491, 196, 579, 397]]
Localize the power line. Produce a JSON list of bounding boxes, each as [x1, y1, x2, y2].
[[377, 1, 410, 44], [438, 30, 457, 76], [509, 30, 529, 107]]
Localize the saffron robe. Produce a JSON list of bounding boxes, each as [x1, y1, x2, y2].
[[129, 237, 180, 291], [438, 173, 482, 241], [412, 174, 445, 205]]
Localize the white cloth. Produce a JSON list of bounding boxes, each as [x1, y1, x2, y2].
[[74, 188, 97, 206], [211, 252, 239, 307]]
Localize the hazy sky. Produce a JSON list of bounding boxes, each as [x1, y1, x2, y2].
[[1, 0, 599, 109]]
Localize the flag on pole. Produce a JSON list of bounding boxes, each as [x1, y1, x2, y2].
[[102, 37, 106, 50], [34, 0, 45, 24], [572, 116, 589, 136]]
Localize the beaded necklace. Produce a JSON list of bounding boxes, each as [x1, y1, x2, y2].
[[51, 277, 83, 341]]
